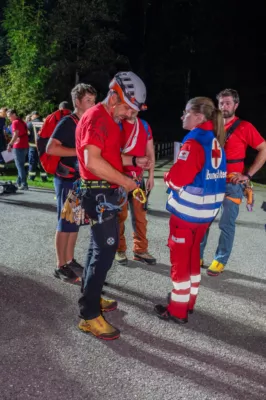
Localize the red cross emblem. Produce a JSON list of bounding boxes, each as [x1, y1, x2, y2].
[[211, 139, 222, 169]]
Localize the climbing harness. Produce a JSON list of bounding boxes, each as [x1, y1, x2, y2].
[[95, 187, 128, 224]]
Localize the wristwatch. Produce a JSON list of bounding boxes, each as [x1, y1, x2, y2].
[[245, 173, 252, 180], [132, 156, 137, 167]]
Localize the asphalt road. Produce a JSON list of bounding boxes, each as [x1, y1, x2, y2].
[[0, 162, 266, 400]]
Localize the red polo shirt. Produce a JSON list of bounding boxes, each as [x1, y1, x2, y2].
[[12, 118, 28, 149], [76, 103, 123, 181], [225, 117, 264, 174]]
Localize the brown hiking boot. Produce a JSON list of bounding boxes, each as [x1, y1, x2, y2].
[[78, 315, 120, 340], [133, 252, 156, 265]]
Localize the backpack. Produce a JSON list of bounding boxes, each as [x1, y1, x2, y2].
[[0, 181, 18, 195], [36, 109, 72, 174]]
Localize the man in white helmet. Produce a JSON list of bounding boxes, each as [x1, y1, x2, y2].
[[76, 71, 151, 340]]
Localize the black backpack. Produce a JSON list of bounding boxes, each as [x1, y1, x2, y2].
[[0, 181, 18, 194]]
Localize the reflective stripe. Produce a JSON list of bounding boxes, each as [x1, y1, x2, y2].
[[168, 197, 220, 219], [171, 293, 190, 303], [169, 180, 180, 190], [190, 287, 199, 295], [29, 172, 36, 176], [40, 173, 47, 177], [173, 281, 191, 290], [179, 189, 224, 205], [191, 274, 201, 283], [171, 235, 185, 244]]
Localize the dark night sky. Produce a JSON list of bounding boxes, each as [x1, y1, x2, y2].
[[124, 0, 266, 142]]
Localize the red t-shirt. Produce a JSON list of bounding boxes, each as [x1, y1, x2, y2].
[[76, 103, 123, 181], [12, 119, 29, 149], [121, 118, 153, 177], [225, 117, 264, 174], [165, 139, 205, 189]]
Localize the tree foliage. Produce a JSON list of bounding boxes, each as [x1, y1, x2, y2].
[[0, 0, 55, 115]]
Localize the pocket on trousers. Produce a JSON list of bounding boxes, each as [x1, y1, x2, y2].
[[168, 227, 193, 250], [91, 213, 118, 249]]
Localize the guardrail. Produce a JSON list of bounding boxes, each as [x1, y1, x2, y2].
[[154, 142, 174, 160]]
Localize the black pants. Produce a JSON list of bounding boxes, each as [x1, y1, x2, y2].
[[78, 188, 119, 320]]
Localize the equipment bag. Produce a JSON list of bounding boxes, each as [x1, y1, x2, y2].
[[0, 181, 18, 194]]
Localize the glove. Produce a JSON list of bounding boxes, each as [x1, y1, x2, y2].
[[244, 186, 254, 212], [61, 190, 77, 223], [61, 198, 75, 223]]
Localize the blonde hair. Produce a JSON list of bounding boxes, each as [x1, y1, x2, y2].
[[187, 97, 226, 147]]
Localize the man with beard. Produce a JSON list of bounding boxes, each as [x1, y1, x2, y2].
[[200, 88, 266, 276], [76, 71, 150, 340]]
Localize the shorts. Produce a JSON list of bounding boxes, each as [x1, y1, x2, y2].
[[54, 175, 79, 233]]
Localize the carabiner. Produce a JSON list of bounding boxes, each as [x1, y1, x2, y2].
[[133, 188, 147, 204]]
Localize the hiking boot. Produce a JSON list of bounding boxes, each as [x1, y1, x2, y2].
[[68, 259, 84, 277], [207, 260, 225, 277], [200, 258, 207, 269], [54, 265, 81, 285], [154, 304, 188, 324], [78, 315, 120, 340], [115, 251, 128, 265], [100, 297, 118, 312], [18, 185, 29, 190], [133, 252, 156, 265]]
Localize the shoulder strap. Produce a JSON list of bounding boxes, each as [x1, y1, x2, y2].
[[226, 119, 242, 141], [140, 118, 150, 139], [69, 113, 79, 125]]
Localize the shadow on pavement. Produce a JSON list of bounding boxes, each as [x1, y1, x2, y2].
[[104, 309, 266, 400], [0, 198, 56, 213], [128, 261, 266, 304], [0, 265, 92, 400]]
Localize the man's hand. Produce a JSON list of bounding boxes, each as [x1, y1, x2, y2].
[[229, 172, 249, 184], [7, 144, 12, 153], [124, 177, 138, 193], [136, 156, 151, 170], [146, 177, 154, 191]]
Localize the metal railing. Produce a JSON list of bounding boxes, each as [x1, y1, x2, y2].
[[154, 142, 174, 160]]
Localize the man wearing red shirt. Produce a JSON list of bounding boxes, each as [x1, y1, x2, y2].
[[201, 89, 266, 276], [76, 72, 150, 340], [7, 109, 29, 190], [115, 112, 156, 265]]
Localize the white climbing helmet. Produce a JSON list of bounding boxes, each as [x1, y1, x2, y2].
[[109, 71, 147, 111]]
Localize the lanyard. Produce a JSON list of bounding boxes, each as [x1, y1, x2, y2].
[[122, 118, 139, 154]]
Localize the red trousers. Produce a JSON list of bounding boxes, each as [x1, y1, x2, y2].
[[167, 214, 210, 319]]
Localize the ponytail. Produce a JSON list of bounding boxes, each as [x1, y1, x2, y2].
[[212, 109, 226, 147]]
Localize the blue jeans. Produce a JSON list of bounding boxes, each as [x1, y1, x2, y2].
[[78, 188, 119, 320], [200, 183, 243, 265], [13, 148, 28, 188]]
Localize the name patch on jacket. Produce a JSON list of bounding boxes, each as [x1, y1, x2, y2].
[[206, 169, 227, 181]]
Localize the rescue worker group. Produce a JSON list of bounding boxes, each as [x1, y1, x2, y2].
[[4, 71, 266, 340]]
